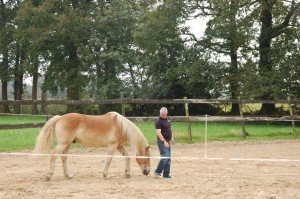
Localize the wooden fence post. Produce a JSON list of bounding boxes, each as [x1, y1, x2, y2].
[[184, 97, 192, 141], [121, 92, 125, 116], [42, 92, 49, 121], [97, 104, 102, 115], [288, 96, 296, 136], [238, 97, 247, 138]]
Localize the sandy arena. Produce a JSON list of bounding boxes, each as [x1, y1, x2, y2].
[[1, 140, 300, 199]]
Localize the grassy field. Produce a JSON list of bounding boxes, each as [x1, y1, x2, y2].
[[135, 121, 298, 143], [0, 114, 298, 152], [0, 115, 48, 124]]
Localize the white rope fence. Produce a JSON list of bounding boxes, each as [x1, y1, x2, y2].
[[1, 114, 300, 163], [1, 152, 300, 163]]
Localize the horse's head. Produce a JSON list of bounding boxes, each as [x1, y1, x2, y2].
[[136, 145, 151, 176]]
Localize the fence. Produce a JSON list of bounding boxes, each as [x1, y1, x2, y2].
[[1, 98, 300, 139]]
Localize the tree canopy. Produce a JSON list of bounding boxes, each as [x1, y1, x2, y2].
[[1, 0, 300, 114]]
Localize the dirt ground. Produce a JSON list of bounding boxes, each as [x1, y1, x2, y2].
[[1, 140, 300, 199]]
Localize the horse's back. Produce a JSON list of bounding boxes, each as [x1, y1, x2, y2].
[[59, 112, 117, 129], [56, 112, 122, 148]]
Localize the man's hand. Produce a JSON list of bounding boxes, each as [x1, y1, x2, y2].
[[163, 141, 169, 148]]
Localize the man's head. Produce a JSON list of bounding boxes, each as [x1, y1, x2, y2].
[[160, 107, 168, 118]]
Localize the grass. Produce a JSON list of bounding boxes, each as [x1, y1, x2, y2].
[[0, 116, 299, 152], [0, 128, 40, 151], [135, 121, 299, 144], [0, 115, 48, 125]]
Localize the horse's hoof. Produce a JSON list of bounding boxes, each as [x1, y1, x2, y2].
[[103, 174, 107, 179], [125, 174, 131, 178], [45, 176, 51, 181], [65, 175, 73, 179]]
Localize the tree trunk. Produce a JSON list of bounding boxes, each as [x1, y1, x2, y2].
[[66, 41, 82, 113], [1, 0, 10, 112], [1, 50, 11, 113], [13, 46, 24, 114], [228, 0, 240, 115], [31, 71, 39, 114], [229, 53, 240, 114], [1, 80, 10, 112], [258, 0, 276, 114]]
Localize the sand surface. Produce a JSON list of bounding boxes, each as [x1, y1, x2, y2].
[[1, 140, 300, 199]]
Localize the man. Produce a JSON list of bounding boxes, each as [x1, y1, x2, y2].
[[154, 107, 175, 179]]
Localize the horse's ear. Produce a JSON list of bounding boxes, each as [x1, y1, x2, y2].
[[145, 146, 150, 151]]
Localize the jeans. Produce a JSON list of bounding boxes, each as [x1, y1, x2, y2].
[[155, 139, 171, 177]]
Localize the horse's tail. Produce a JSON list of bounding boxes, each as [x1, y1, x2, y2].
[[33, 115, 62, 154]]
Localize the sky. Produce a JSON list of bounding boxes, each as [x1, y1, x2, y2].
[[185, 17, 208, 38]]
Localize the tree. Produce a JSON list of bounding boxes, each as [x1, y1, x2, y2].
[[133, 0, 186, 99], [0, 0, 23, 113], [13, 43, 25, 113], [0, 0, 18, 112], [257, 0, 300, 114], [17, 0, 95, 112], [184, 0, 258, 114], [88, 0, 141, 100], [0, 0, 9, 112], [15, 0, 54, 114], [184, 0, 300, 114]]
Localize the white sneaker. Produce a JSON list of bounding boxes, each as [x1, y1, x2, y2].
[[163, 175, 174, 179], [154, 173, 162, 179]]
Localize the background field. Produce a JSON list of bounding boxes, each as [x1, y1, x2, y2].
[[0, 115, 298, 152]]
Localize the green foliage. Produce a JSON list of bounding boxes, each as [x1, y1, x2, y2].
[[132, 0, 186, 99], [184, 0, 300, 110], [0, 0, 19, 82], [14, 0, 94, 101], [1, 0, 300, 116], [255, 0, 300, 109]]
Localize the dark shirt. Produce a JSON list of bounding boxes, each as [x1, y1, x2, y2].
[[155, 116, 172, 140]]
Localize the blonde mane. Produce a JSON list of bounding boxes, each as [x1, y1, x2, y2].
[[114, 112, 148, 155]]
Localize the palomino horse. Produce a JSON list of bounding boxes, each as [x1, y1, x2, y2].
[[33, 112, 151, 181]]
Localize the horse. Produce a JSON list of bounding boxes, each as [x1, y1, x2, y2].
[[33, 112, 151, 181]]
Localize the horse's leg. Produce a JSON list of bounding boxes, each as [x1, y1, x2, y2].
[[61, 144, 72, 179], [103, 143, 118, 179], [117, 146, 130, 178], [46, 144, 68, 181]]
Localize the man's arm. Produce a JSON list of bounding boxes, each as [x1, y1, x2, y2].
[[156, 129, 169, 148], [171, 135, 175, 145]]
